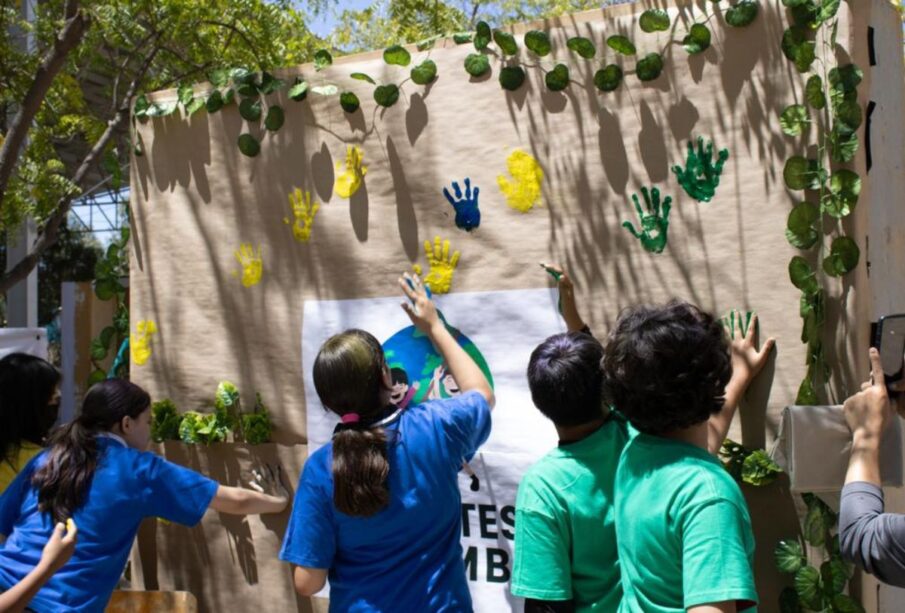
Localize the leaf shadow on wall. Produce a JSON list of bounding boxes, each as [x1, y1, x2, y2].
[[386, 136, 420, 262]]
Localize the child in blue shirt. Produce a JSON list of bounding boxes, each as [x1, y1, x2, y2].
[[280, 273, 495, 612], [0, 379, 288, 613]]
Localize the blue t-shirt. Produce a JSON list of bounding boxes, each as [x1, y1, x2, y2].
[[0, 437, 218, 613], [280, 391, 492, 612]]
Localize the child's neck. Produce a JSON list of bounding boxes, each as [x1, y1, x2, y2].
[[660, 421, 709, 451], [555, 415, 608, 445]]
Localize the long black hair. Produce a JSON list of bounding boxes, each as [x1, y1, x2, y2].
[[313, 329, 391, 518], [0, 353, 61, 467], [32, 379, 150, 522]]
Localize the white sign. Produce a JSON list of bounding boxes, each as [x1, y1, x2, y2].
[[0, 327, 48, 360]]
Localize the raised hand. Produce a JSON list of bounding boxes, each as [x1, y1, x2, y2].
[[399, 272, 441, 334], [414, 235, 460, 294], [672, 136, 729, 203], [497, 149, 544, 213], [443, 178, 481, 231], [234, 243, 263, 287], [622, 186, 672, 254], [724, 310, 776, 386], [334, 145, 367, 199], [284, 188, 320, 242], [248, 464, 291, 504]]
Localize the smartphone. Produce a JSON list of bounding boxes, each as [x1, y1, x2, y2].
[[874, 314, 905, 398]]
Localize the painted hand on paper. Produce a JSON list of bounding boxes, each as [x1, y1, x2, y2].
[[334, 145, 367, 199], [130, 320, 157, 366], [413, 236, 460, 295], [234, 243, 263, 287], [623, 187, 672, 254], [497, 149, 543, 212], [443, 178, 481, 231], [284, 188, 320, 242], [672, 136, 729, 203]]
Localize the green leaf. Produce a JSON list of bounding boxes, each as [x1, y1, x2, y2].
[[594, 64, 623, 92], [499, 65, 526, 91], [464, 53, 491, 77], [545, 64, 570, 92], [411, 60, 438, 85], [383, 44, 412, 66], [640, 9, 671, 32], [206, 90, 224, 113], [133, 94, 150, 118], [453, 32, 473, 44], [789, 256, 819, 294], [239, 98, 261, 121], [817, 0, 842, 23], [790, 2, 819, 28], [374, 84, 400, 107], [264, 105, 285, 131], [820, 559, 850, 596], [782, 0, 810, 6], [223, 88, 236, 106], [783, 156, 821, 190], [566, 36, 596, 58], [100, 326, 115, 350], [726, 1, 759, 27], [90, 338, 108, 361], [835, 99, 863, 133], [794, 566, 823, 610], [474, 21, 492, 51], [87, 369, 107, 387], [829, 127, 859, 163], [524, 30, 552, 56], [803, 499, 831, 546], [823, 169, 861, 217], [782, 27, 816, 72], [775, 540, 805, 574], [741, 450, 782, 486], [288, 79, 309, 101], [259, 72, 285, 95], [185, 97, 205, 115], [805, 75, 826, 109], [493, 30, 519, 55], [832, 593, 866, 613], [339, 91, 360, 113], [209, 69, 230, 88], [683, 23, 711, 54], [314, 49, 333, 71], [237, 134, 260, 157], [636, 53, 664, 82], [236, 79, 259, 98], [178, 83, 194, 106], [780, 105, 810, 136], [146, 101, 177, 117], [94, 278, 122, 301], [779, 587, 802, 613], [350, 72, 376, 85], [823, 236, 860, 277], [606, 35, 636, 55], [796, 376, 818, 405], [829, 64, 863, 93], [786, 201, 820, 250]]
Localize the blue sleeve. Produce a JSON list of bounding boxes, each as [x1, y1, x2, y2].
[[432, 390, 492, 461], [138, 453, 219, 526], [279, 450, 335, 569]]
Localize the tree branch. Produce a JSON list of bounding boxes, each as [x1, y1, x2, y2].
[[0, 42, 161, 295], [0, 0, 89, 213]]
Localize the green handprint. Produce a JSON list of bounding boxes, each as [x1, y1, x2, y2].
[[672, 136, 729, 203], [623, 186, 672, 254]]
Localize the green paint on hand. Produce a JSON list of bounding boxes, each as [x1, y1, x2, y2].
[[622, 186, 672, 254], [672, 136, 730, 203]]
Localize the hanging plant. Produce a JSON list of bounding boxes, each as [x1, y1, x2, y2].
[[499, 65, 526, 91], [340, 92, 360, 113], [493, 30, 519, 56], [594, 64, 623, 92], [464, 53, 491, 77], [411, 60, 438, 85], [566, 36, 596, 59], [288, 78, 309, 101], [524, 30, 552, 56], [636, 53, 664, 82], [264, 106, 285, 131], [314, 49, 333, 71], [545, 64, 570, 91], [639, 9, 671, 32], [725, 1, 759, 27], [683, 23, 711, 54], [474, 21, 492, 51], [374, 84, 400, 107], [237, 134, 260, 157], [383, 44, 412, 67], [606, 35, 636, 55]]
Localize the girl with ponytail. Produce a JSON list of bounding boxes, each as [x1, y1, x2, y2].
[[280, 274, 495, 612], [0, 379, 289, 613]]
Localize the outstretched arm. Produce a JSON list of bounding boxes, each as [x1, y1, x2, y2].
[[209, 466, 289, 515], [541, 264, 586, 333]]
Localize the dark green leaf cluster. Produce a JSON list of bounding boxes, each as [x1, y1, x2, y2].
[[719, 439, 782, 487]]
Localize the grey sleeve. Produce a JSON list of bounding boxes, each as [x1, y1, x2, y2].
[[839, 481, 905, 587]]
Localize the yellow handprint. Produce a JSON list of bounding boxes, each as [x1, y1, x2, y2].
[[414, 236, 461, 295], [497, 149, 544, 213], [234, 243, 263, 287], [334, 145, 367, 199], [130, 320, 157, 366], [284, 188, 320, 242]]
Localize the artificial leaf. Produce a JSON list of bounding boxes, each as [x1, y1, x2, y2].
[[829, 127, 859, 163], [493, 30, 519, 55], [185, 97, 205, 115], [239, 98, 262, 121], [288, 79, 309, 101], [453, 32, 473, 44], [607, 35, 636, 55], [640, 9, 671, 32], [499, 65, 526, 91], [823, 236, 860, 276], [726, 1, 759, 27], [411, 60, 438, 85], [384, 44, 412, 66], [594, 64, 623, 92], [264, 105, 284, 131], [683, 23, 711, 54], [805, 75, 826, 109], [834, 99, 863, 134], [817, 0, 842, 24], [774, 540, 805, 574], [636, 53, 664, 82], [545, 64, 570, 91], [237, 134, 260, 157], [783, 156, 821, 190], [90, 338, 108, 361], [789, 256, 819, 294], [464, 53, 491, 77], [260, 72, 284, 95], [222, 88, 236, 106], [474, 21, 492, 51], [350, 72, 376, 84], [823, 169, 861, 217], [820, 559, 850, 596], [796, 375, 818, 405], [206, 90, 224, 113], [340, 92, 360, 113], [178, 83, 193, 106], [566, 36, 596, 58], [803, 497, 832, 546], [374, 84, 400, 107], [790, 2, 819, 28], [524, 30, 552, 56], [829, 64, 863, 93], [209, 69, 230, 88], [782, 27, 816, 72], [314, 49, 333, 71], [741, 450, 782, 486], [793, 566, 823, 611], [99, 326, 115, 350], [786, 201, 819, 249], [780, 105, 810, 136], [832, 594, 866, 613], [133, 94, 150, 118]]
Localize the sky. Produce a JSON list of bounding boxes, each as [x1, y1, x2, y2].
[[305, 0, 374, 38]]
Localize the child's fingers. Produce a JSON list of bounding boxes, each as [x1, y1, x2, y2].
[[399, 277, 417, 301], [760, 337, 776, 357], [746, 313, 758, 342], [400, 302, 417, 321], [51, 522, 67, 542], [63, 519, 78, 544], [869, 348, 886, 390]]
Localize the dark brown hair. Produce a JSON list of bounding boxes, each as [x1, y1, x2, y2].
[[313, 329, 390, 517], [0, 353, 61, 467], [32, 379, 150, 522]]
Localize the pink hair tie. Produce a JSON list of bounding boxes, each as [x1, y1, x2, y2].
[[341, 413, 361, 424]]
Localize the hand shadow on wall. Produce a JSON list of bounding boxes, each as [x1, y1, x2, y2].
[[386, 136, 419, 261]]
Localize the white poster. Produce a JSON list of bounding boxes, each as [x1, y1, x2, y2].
[[0, 327, 48, 361], [302, 288, 565, 611]]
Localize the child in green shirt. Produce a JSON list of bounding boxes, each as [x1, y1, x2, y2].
[[604, 301, 775, 613]]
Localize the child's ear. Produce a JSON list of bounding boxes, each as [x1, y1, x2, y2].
[[119, 415, 132, 433]]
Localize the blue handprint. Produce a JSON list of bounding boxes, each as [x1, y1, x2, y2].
[[443, 178, 481, 232]]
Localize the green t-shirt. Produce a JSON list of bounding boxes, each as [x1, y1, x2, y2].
[[511, 416, 631, 611], [615, 433, 758, 612]]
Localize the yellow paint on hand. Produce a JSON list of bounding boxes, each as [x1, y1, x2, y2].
[[66, 518, 76, 533], [334, 145, 367, 199], [497, 149, 544, 212], [130, 320, 158, 366], [234, 243, 263, 288], [284, 188, 320, 242], [420, 235, 460, 294]]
